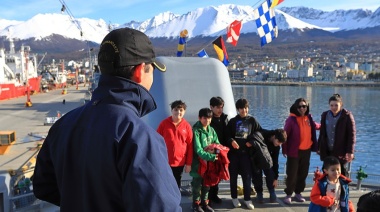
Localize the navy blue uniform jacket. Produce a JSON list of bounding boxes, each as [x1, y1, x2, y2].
[[33, 75, 182, 212]]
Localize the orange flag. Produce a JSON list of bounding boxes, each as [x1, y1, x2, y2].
[[270, 0, 284, 8]]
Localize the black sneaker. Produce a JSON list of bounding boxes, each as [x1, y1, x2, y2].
[[256, 193, 264, 204], [192, 203, 204, 212], [269, 190, 277, 203], [202, 204, 214, 212]]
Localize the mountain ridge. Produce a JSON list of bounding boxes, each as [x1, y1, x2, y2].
[[1, 4, 380, 43], [0, 4, 379, 62]]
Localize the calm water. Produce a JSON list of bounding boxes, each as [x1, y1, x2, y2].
[[232, 85, 380, 177]]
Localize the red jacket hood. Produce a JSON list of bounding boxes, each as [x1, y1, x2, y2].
[[317, 173, 352, 183]]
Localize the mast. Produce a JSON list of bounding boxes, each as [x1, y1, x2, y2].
[[24, 46, 32, 107], [9, 38, 15, 54]]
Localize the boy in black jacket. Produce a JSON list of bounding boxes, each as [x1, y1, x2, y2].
[[208, 96, 229, 204], [252, 129, 287, 203], [227, 98, 261, 210]]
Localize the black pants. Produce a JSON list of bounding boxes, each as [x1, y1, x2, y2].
[[209, 184, 219, 199], [252, 168, 275, 194], [229, 152, 252, 200], [171, 166, 184, 189], [284, 149, 311, 195]]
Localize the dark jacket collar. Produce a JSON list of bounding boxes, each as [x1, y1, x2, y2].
[[91, 74, 157, 117]]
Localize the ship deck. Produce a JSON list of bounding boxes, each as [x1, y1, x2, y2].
[[0, 84, 88, 174], [179, 182, 372, 211], [0, 83, 377, 211]]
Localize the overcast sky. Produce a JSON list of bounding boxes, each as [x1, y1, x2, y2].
[[1, 0, 379, 24]]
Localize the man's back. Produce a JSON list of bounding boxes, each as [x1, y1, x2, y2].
[[33, 75, 181, 211]]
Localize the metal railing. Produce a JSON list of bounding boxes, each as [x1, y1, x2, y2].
[[8, 171, 380, 211], [8, 193, 40, 212], [179, 171, 380, 196]]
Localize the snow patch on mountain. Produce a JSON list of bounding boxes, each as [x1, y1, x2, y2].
[[0, 4, 379, 43]]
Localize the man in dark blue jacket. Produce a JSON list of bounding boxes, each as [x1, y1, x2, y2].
[[33, 28, 182, 212]]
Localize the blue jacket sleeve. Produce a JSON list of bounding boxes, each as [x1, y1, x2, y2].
[[120, 126, 181, 211], [33, 131, 61, 206]]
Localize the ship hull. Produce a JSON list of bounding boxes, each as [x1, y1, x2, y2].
[[0, 76, 42, 101]]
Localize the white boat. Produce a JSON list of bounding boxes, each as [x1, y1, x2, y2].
[[0, 38, 41, 100]]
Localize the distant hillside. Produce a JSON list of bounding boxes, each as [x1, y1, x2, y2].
[[152, 26, 380, 60]]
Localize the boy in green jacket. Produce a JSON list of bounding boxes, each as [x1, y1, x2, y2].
[[190, 108, 220, 212]]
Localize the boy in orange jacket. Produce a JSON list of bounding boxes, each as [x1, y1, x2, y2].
[[309, 156, 354, 212]]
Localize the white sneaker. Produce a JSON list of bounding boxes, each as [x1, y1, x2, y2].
[[232, 198, 241, 208], [244, 200, 255, 210]]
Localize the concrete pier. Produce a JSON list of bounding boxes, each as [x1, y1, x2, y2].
[[0, 85, 87, 173]]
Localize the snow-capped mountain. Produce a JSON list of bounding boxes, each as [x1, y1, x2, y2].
[[279, 6, 380, 31], [1, 4, 379, 44], [0, 13, 110, 43]]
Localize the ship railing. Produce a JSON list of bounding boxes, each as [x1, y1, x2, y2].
[[8, 192, 59, 212], [8, 192, 40, 212], [354, 172, 380, 189], [8, 172, 380, 210], [180, 172, 380, 196], [180, 173, 318, 195]]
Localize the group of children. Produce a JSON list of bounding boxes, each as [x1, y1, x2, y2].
[[157, 97, 288, 212], [156, 96, 360, 212]]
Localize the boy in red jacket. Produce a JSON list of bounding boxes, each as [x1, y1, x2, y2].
[[157, 100, 193, 189]]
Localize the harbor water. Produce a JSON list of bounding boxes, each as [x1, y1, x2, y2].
[[232, 85, 380, 180]]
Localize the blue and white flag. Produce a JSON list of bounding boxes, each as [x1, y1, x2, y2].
[[253, 0, 278, 46], [197, 49, 209, 58]]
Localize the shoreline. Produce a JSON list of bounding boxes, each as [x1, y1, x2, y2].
[[231, 81, 380, 87]]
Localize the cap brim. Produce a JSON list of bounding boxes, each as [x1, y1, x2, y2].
[[152, 60, 166, 72]]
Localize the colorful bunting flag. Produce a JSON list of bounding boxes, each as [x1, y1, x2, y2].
[[226, 20, 242, 46], [212, 36, 229, 66], [177, 29, 188, 57], [270, 0, 284, 8], [197, 49, 209, 58], [253, 0, 278, 47]]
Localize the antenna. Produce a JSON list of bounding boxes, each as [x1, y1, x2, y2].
[[58, 0, 83, 38], [57, 0, 94, 74]]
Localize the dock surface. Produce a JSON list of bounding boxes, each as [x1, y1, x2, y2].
[[180, 185, 369, 211], [0, 85, 87, 173]]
